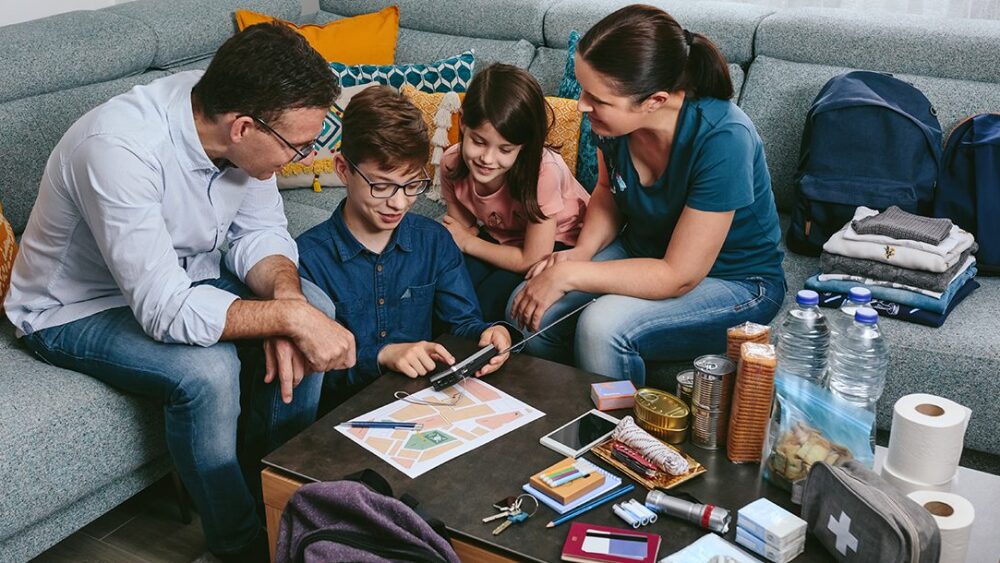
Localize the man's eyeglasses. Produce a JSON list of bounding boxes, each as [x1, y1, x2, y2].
[[343, 155, 432, 199], [250, 116, 318, 163]]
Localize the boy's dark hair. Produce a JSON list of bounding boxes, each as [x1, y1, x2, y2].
[[578, 4, 733, 101], [448, 64, 553, 223], [339, 86, 430, 174], [192, 23, 339, 125]]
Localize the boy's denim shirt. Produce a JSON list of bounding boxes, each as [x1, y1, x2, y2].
[[297, 201, 498, 382]]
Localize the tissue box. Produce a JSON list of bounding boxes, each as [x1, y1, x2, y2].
[[735, 526, 805, 563], [737, 498, 806, 550], [591, 380, 636, 411]]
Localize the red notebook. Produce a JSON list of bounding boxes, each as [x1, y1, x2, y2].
[[561, 522, 661, 563]]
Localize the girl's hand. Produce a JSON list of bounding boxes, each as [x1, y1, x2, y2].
[[511, 263, 572, 332], [378, 341, 455, 378], [525, 248, 580, 280], [475, 325, 513, 377], [442, 215, 477, 252]]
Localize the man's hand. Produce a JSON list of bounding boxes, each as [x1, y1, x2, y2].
[[441, 215, 478, 252], [263, 337, 309, 404], [288, 301, 357, 373], [378, 341, 456, 378], [475, 325, 512, 378], [511, 263, 573, 332]]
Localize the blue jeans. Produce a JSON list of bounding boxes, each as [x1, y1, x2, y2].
[[21, 270, 334, 554], [464, 229, 571, 323], [506, 239, 785, 385]]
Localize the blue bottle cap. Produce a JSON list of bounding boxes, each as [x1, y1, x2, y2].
[[854, 307, 878, 324], [848, 287, 872, 304], [796, 289, 819, 306]]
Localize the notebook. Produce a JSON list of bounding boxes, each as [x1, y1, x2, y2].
[[523, 462, 622, 514], [560, 522, 661, 563]]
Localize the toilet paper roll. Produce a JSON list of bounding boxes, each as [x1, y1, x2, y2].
[[881, 462, 955, 496], [886, 394, 971, 485], [907, 490, 975, 563]]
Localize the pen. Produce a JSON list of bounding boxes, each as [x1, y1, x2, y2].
[[338, 420, 424, 430], [546, 483, 636, 527]]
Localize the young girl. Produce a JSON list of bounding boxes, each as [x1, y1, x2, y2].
[[440, 64, 591, 322]]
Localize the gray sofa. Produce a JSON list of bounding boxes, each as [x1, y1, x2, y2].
[[1, 0, 997, 560]]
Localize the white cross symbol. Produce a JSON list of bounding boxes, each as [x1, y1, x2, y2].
[[828, 511, 859, 556]]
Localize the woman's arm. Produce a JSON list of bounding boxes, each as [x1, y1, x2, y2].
[[571, 149, 623, 259], [568, 206, 733, 298]]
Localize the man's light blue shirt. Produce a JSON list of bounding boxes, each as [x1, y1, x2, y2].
[[4, 71, 298, 346]]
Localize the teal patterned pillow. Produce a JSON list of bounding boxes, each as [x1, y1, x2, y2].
[[557, 31, 598, 192], [330, 50, 476, 93]]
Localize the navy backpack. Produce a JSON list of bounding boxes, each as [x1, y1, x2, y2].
[[787, 71, 943, 256], [936, 113, 1000, 274]]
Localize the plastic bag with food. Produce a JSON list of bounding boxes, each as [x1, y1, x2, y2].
[[762, 372, 875, 492]]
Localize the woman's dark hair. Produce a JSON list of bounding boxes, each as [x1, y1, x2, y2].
[[192, 22, 340, 125], [577, 4, 733, 101], [448, 64, 554, 223]]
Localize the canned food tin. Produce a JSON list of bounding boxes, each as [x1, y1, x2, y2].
[[636, 420, 689, 445], [691, 403, 729, 450], [675, 369, 695, 407], [692, 354, 736, 411], [634, 388, 689, 430]]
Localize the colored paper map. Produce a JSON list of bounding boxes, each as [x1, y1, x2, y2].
[[337, 378, 544, 478]]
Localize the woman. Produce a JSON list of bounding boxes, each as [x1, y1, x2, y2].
[[508, 4, 785, 385]]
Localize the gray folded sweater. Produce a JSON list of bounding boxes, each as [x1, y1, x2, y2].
[[851, 205, 953, 245], [821, 243, 977, 293]]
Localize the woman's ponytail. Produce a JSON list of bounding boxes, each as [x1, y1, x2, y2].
[[684, 31, 733, 100]]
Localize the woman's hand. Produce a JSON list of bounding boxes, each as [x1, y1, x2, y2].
[[441, 215, 477, 252], [525, 247, 583, 280], [511, 262, 574, 332]]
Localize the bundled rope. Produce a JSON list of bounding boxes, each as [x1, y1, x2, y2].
[[612, 416, 689, 475]]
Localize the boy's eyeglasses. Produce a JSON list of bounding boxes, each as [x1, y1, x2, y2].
[[249, 116, 318, 163], [342, 155, 432, 199]]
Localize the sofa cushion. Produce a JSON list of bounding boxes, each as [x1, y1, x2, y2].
[[756, 8, 1000, 85], [237, 6, 400, 64], [318, 0, 556, 45], [0, 71, 170, 236], [739, 56, 1000, 213], [106, 0, 300, 69], [280, 188, 447, 238], [0, 332, 168, 542], [0, 11, 156, 104], [542, 0, 773, 66]]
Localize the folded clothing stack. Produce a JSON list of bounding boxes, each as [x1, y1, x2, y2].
[[805, 206, 979, 327]]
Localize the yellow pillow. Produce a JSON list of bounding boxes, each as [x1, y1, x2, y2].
[[545, 96, 583, 174], [235, 6, 399, 64], [0, 202, 18, 313], [400, 85, 464, 151]]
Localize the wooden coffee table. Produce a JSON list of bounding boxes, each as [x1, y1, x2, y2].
[[260, 335, 999, 561]]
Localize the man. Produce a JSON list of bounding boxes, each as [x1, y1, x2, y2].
[[4, 23, 353, 561]]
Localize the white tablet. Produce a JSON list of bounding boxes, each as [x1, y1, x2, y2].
[[539, 409, 620, 458]]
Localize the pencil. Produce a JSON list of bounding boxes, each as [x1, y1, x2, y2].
[[545, 483, 636, 527]]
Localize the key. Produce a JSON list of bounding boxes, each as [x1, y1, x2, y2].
[[492, 511, 529, 535], [482, 509, 512, 523]]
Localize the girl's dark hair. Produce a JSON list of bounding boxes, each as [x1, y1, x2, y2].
[[577, 4, 733, 101], [193, 22, 340, 124], [448, 64, 554, 223]]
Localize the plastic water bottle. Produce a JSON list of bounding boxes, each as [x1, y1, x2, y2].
[[828, 287, 873, 340], [774, 290, 830, 384], [826, 307, 889, 410]]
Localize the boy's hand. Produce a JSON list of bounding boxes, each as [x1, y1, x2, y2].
[[475, 325, 512, 378], [442, 215, 477, 252], [378, 341, 456, 378]]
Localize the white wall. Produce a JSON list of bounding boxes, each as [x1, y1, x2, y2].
[[0, 0, 318, 27]]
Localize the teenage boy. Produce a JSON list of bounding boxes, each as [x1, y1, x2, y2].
[[296, 86, 517, 405]]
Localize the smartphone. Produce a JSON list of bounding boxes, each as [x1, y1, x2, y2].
[[539, 409, 620, 458]]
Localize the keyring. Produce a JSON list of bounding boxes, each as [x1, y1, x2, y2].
[[514, 493, 539, 517]]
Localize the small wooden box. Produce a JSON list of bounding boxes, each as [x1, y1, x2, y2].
[[529, 458, 605, 505]]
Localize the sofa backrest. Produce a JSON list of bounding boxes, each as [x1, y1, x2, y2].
[[739, 8, 1000, 212], [0, 0, 300, 235]]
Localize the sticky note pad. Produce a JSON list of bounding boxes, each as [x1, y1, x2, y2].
[[591, 380, 636, 411]]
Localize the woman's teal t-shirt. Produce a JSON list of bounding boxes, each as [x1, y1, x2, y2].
[[596, 96, 784, 282]]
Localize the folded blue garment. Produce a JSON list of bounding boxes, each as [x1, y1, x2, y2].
[[815, 278, 979, 327], [805, 265, 978, 314]]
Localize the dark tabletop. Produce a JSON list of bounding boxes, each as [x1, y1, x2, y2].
[[264, 335, 834, 561]]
